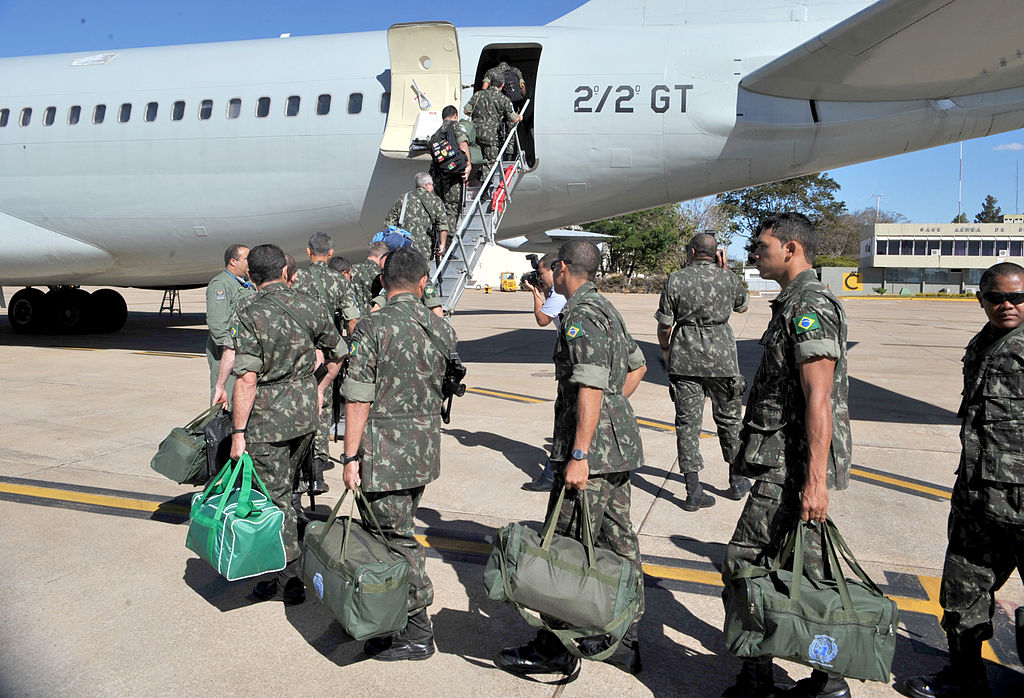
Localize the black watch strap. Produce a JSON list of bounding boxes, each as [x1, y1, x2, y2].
[[231, 428, 247, 435], [342, 454, 360, 464]]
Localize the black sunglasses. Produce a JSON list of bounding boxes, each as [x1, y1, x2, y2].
[[981, 291, 1024, 305]]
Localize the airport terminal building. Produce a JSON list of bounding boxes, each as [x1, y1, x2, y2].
[[858, 215, 1024, 294]]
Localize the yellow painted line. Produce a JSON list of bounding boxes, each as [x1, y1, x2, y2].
[[636, 418, 673, 432], [135, 351, 203, 359], [643, 562, 724, 587], [416, 534, 493, 556], [57, 346, 103, 351], [466, 387, 548, 404], [851, 467, 952, 500], [0, 482, 175, 514], [838, 296, 975, 302]]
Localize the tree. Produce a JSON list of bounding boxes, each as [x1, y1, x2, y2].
[[952, 212, 968, 223], [974, 194, 1003, 223], [825, 207, 907, 258], [586, 205, 683, 278], [715, 173, 847, 255]]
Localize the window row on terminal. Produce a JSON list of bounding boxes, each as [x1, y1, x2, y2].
[[876, 238, 1024, 257], [0, 91, 390, 128]]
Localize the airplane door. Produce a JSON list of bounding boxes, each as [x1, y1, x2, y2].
[[381, 22, 461, 158]]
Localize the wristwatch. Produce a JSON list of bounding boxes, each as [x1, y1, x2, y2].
[[570, 448, 589, 461], [231, 428, 246, 435], [342, 454, 361, 465]]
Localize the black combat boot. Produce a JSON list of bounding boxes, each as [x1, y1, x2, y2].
[[682, 471, 715, 511], [576, 621, 642, 674], [779, 670, 849, 697], [722, 657, 776, 698], [253, 560, 305, 605], [364, 608, 435, 661], [903, 629, 990, 698], [311, 457, 330, 494], [725, 474, 752, 500], [496, 629, 580, 676]]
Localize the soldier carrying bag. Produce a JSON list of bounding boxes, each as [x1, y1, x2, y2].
[[483, 485, 642, 660], [723, 518, 899, 683], [302, 486, 411, 641]]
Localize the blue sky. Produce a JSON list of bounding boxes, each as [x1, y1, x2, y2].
[[3, 0, 1022, 224]]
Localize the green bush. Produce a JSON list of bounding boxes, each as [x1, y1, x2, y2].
[[873, 286, 887, 295]]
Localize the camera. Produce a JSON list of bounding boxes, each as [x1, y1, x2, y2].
[[521, 253, 541, 289], [440, 351, 467, 424]]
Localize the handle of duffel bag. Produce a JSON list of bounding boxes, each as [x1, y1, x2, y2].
[[822, 517, 885, 597], [193, 456, 245, 518], [184, 404, 223, 432], [314, 485, 407, 561], [540, 485, 597, 569], [539, 485, 566, 548], [353, 486, 408, 560], [789, 520, 855, 612]]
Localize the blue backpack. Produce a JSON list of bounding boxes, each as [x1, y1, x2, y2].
[[372, 225, 412, 251]]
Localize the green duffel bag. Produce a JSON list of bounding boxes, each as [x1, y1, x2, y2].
[[483, 485, 642, 660], [723, 518, 899, 683], [185, 454, 287, 581], [150, 405, 223, 485], [302, 486, 410, 641]]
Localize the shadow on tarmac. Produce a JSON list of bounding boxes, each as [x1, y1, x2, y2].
[[443, 428, 550, 481], [0, 311, 207, 354]]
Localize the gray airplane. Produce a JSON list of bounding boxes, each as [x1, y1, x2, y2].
[[2, 0, 1023, 332]]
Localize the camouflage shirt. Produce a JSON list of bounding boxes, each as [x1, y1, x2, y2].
[[466, 86, 517, 145], [954, 323, 1024, 524], [349, 259, 381, 314], [552, 281, 646, 473], [231, 283, 347, 443], [655, 260, 749, 377], [342, 292, 457, 492], [384, 187, 452, 259], [737, 269, 851, 489], [291, 260, 360, 326]]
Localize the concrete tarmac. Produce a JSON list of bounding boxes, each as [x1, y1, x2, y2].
[[0, 286, 1022, 697]]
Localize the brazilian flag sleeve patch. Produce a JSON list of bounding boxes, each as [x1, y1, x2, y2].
[[566, 322, 583, 340], [793, 312, 820, 335]]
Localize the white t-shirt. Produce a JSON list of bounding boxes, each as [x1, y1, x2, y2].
[[541, 289, 567, 329]]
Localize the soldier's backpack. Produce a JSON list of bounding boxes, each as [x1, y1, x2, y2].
[[371, 225, 412, 251], [429, 122, 468, 177], [502, 69, 525, 102]]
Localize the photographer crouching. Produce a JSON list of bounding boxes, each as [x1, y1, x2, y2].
[[521, 252, 567, 492]]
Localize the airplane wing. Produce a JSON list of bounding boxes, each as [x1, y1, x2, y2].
[[741, 0, 1024, 101]]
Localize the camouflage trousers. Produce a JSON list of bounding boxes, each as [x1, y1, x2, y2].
[[435, 173, 464, 233], [478, 139, 501, 178], [669, 375, 744, 475], [248, 433, 314, 561], [312, 385, 340, 464], [939, 505, 1024, 640], [358, 485, 432, 614], [546, 466, 645, 619], [409, 231, 434, 263], [721, 478, 831, 588]]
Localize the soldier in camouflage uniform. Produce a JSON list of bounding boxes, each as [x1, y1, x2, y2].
[[465, 78, 521, 177], [429, 105, 472, 231], [498, 240, 647, 678], [656, 233, 750, 511], [721, 214, 852, 698], [291, 232, 361, 494], [342, 248, 457, 662], [207, 244, 254, 407], [384, 173, 451, 263], [228, 244, 347, 605], [905, 262, 1024, 698], [349, 241, 389, 315]]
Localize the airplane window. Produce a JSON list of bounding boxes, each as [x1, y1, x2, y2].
[[20, 108, 32, 126], [171, 101, 185, 121], [286, 95, 300, 116], [119, 103, 132, 123], [256, 97, 270, 117], [145, 102, 158, 122], [199, 99, 213, 120], [43, 106, 56, 126], [227, 98, 241, 119], [316, 94, 331, 115], [348, 93, 363, 114], [0, 108, 8, 127], [68, 106, 81, 125], [380, 93, 390, 113], [93, 104, 106, 124]]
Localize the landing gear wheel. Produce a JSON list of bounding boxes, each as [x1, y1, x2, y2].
[[48, 288, 94, 334], [92, 289, 128, 333], [8, 288, 49, 334]]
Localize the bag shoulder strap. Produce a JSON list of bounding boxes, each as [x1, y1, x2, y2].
[[399, 193, 408, 226]]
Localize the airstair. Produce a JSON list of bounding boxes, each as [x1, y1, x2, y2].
[[430, 100, 530, 315]]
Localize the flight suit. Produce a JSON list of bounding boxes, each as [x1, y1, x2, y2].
[[231, 282, 346, 561], [655, 260, 749, 475], [342, 292, 457, 613], [205, 268, 255, 404]]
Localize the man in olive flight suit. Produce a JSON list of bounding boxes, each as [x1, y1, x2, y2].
[[905, 262, 1024, 698], [498, 240, 647, 679], [228, 244, 347, 605], [342, 248, 457, 662], [656, 233, 751, 511], [207, 244, 254, 407], [291, 231, 361, 494], [384, 173, 451, 264], [721, 213, 852, 698]]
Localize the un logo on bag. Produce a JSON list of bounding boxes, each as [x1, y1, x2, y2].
[[808, 634, 839, 666], [313, 572, 325, 600]]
